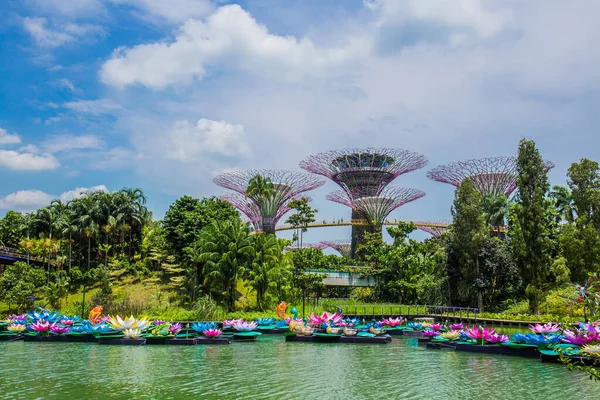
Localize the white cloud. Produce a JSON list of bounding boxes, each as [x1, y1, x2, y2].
[[167, 118, 251, 162], [87, 147, 141, 170], [54, 78, 79, 92], [58, 185, 108, 201], [366, 0, 514, 49], [0, 190, 55, 212], [0, 128, 22, 146], [22, 17, 104, 48], [29, 0, 105, 19], [100, 4, 368, 89], [0, 185, 108, 212], [64, 99, 123, 114], [111, 0, 213, 23], [0, 149, 60, 171], [42, 134, 104, 153]]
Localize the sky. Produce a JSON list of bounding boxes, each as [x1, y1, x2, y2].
[[1, 0, 599, 245]]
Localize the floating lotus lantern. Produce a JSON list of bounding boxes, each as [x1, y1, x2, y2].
[[308, 312, 343, 328], [449, 323, 464, 330], [529, 322, 561, 334], [562, 325, 600, 346], [153, 320, 166, 327], [7, 323, 26, 333], [30, 321, 51, 334], [233, 321, 258, 332], [465, 326, 496, 345], [203, 329, 222, 338], [8, 314, 27, 324], [169, 323, 183, 336], [222, 319, 243, 328], [254, 317, 275, 326], [429, 323, 444, 331], [380, 317, 405, 327], [109, 316, 150, 332], [28, 310, 62, 323], [123, 328, 141, 339], [512, 333, 562, 346], [422, 330, 439, 337], [59, 319, 74, 326], [440, 330, 461, 340], [407, 322, 422, 330], [192, 322, 217, 333], [50, 324, 70, 335], [486, 333, 509, 344], [581, 344, 600, 358]]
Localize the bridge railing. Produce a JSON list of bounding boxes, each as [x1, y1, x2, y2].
[[323, 303, 479, 319], [0, 247, 45, 263], [275, 219, 450, 231]]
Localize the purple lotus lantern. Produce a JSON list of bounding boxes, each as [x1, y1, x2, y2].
[[449, 323, 464, 330], [233, 321, 258, 332], [486, 333, 509, 344], [50, 323, 70, 335], [169, 323, 183, 335], [422, 330, 439, 337], [563, 325, 600, 346]]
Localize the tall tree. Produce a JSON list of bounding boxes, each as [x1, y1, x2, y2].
[[450, 178, 488, 310], [163, 196, 240, 261], [285, 197, 318, 248], [194, 219, 254, 311], [549, 185, 574, 223], [0, 211, 25, 248], [511, 138, 552, 315]]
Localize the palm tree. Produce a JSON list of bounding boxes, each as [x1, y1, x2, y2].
[[481, 194, 511, 231], [549, 185, 574, 223], [74, 194, 99, 316], [195, 219, 254, 311], [245, 174, 274, 199]]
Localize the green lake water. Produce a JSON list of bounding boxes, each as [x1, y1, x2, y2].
[[0, 335, 598, 400]]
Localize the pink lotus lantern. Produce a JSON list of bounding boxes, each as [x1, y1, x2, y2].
[[59, 319, 74, 326], [449, 323, 464, 330], [380, 317, 405, 327], [203, 329, 222, 338], [307, 312, 343, 327], [429, 323, 444, 331], [422, 330, 439, 337], [529, 322, 561, 334], [31, 321, 51, 333], [222, 319, 243, 328], [465, 326, 496, 345]]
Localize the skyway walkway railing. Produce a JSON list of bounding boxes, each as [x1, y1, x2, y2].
[[275, 219, 449, 231]]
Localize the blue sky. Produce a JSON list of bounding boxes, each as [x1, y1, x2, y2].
[[1, 0, 600, 245]]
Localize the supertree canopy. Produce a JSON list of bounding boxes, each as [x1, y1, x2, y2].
[[415, 221, 451, 238], [300, 148, 428, 198], [349, 187, 426, 227], [301, 148, 427, 258], [214, 170, 324, 234], [320, 240, 352, 258], [427, 156, 555, 197]]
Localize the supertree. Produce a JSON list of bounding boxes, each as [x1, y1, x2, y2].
[[347, 187, 425, 228], [414, 221, 451, 238], [300, 148, 427, 257], [214, 170, 324, 234], [427, 156, 555, 197], [287, 243, 326, 251], [320, 240, 352, 258]]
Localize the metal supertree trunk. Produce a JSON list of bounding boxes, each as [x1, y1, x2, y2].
[[320, 240, 352, 258], [415, 221, 451, 238], [301, 148, 427, 257], [214, 170, 324, 234], [427, 156, 555, 197]]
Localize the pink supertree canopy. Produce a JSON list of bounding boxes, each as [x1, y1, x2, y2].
[[415, 221, 451, 237], [329, 186, 425, 226], [320, 240, 352, 258], [299, 148, 428, 198], [427, 156, 555, 197], [214, 170, 324, 234]]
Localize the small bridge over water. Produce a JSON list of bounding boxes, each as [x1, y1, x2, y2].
[[0, 247, 45, 266]]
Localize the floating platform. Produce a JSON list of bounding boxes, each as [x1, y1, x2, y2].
[[285, 334, 391, 344], [256, 327, 290, 334], [65, 334, 98, 343], [231, 332, 262, 341], [427, 342, 540, 358], [0, 333, 23, 342], [196, 337, 232, 345], [98, 338, 146, 345], [24, 335, 68, 342], [402, 330, 425, 337]]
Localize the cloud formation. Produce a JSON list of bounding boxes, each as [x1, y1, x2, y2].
[[0, 185, 108, 212]]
